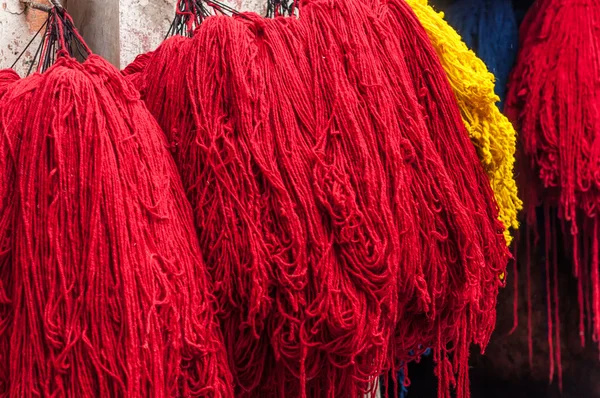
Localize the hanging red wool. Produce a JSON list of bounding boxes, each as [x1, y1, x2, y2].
[[361, 1, 509, 395], [135, 20, 281, 395], [0, 8, 232, 397], [505, 0, 600, 388], [0, 70, 18, 95], [247, 13, 397, 396], [135, 14, 398, 395], [132, 11, 399, 396], [297, 1, 508, 396], [126, 1, 510, 396], [0, 68, 20, 394]]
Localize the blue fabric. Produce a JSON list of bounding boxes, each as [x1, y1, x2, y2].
[[443, 0, 519, 108], [398, 368, 409, 398], [381, 348, 432, 398]]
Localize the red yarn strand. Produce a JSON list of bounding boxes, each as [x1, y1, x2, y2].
[[509, 230, 519, 335], [526, 224, 533, 369], [544, 204, 554, 382], [551, 215, 562, 391]]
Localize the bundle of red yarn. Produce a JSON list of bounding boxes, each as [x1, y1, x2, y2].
[[0, 8, 232, 397], [505, 0, 600, 389], [125, 0, 509, 396]]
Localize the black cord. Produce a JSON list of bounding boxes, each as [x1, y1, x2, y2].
[[10, 17, 48, 69], [166, 0, 246, 39], [26, 25, 46, 76]]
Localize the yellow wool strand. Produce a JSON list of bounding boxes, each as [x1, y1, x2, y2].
[[405, 0, 522, 245]]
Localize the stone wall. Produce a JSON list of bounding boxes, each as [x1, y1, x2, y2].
[[119, 0, 266, 68], [0, 0, 51, 75], [0, 0, 265, 72]]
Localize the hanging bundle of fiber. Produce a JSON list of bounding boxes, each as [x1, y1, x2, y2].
[[505, 0, 600, 387], [362, 1, 508, 395], [404, 0, 522, 246], [135, 12, 393, 395], [235, 13, 396, 395], [439, 0, 519, 107], [0, 68, 19, 396], [292, 1, 510, 393], [0, 7, 232, 396], [125, 0, 511, 396]]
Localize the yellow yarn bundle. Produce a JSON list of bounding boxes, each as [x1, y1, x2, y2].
[[405, 0, 522, 245]]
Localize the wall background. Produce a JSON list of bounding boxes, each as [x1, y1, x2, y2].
[[0, 0, 265, 73], [0, 0, 51, 75]]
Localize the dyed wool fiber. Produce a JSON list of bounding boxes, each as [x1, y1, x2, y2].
[[132, 7, 400, 395], [382, 0, 508, 292], [0, 69, 19, 394], [132, 13, 394, 396], [372, 0, 509, 389], [0, 51, 232, 396], [0, 70, 18, 95], [505, 0, 600, 387], [306, 0, 508, 396], [134, 19, 287, 395], [127, 1, 512, 396], [254, 12, 398, 397], [405, 0, 522, 246]]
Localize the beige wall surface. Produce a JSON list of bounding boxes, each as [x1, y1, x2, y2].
[[0, 0, 50, 75], [1, 0, 266, 72], [119, 0, 266, 68]]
